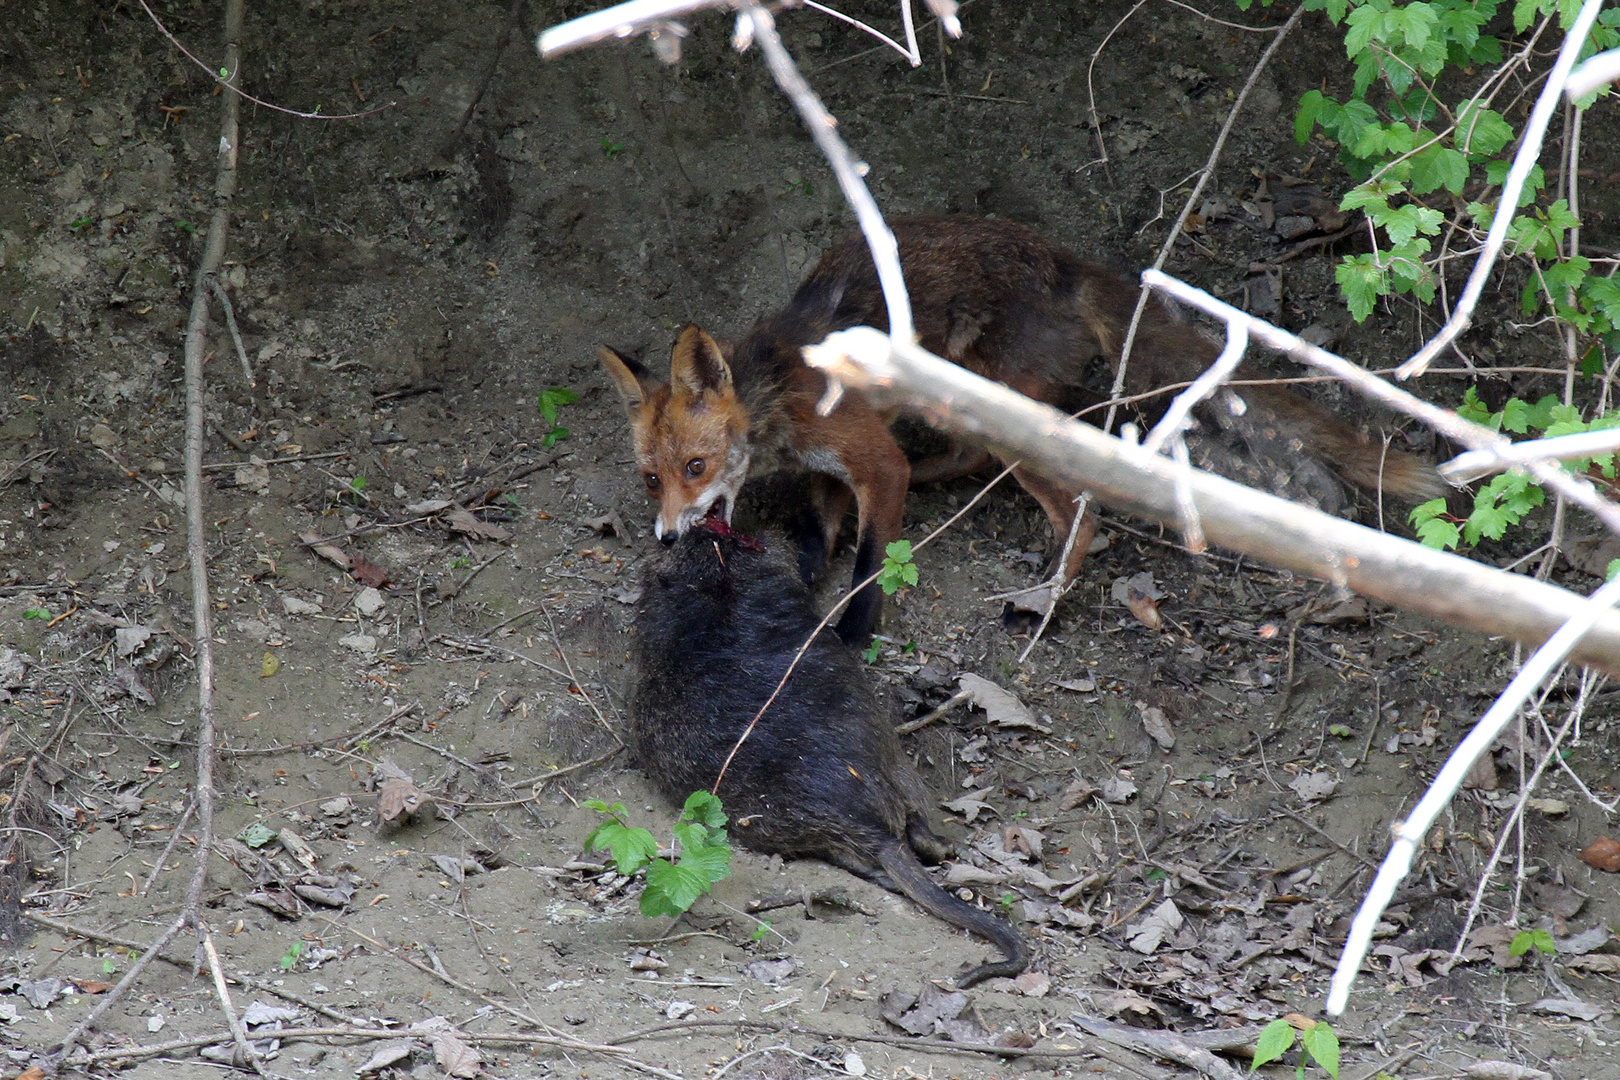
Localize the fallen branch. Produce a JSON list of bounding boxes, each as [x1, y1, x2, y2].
[[803, 327, 1620, 674], [41, 1, 244, 1070]]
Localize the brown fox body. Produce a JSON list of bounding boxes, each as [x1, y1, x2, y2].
[[600, 215, 1441, 644]]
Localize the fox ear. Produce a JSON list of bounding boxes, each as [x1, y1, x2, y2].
[[598, 345, 657, 412], [669, 325, 733, 398]]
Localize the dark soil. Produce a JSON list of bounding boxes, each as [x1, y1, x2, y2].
[[0, 2, 1616, 1078]]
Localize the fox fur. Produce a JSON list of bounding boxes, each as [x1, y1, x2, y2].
[[600, 215, 1442, 645]]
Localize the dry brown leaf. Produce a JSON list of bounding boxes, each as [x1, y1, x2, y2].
[[1567, 954, 1620, 973], [1579, 835, 1620, 872], [432, 1031, 482, 1078], [1110, 571, 1164, 629], [75, 979, 113, 994], [1012, 971, 1050, 997], [1461, 1062, 1552, 1080], [279, 829, 319, 871], [957, 673, 1050, 732], [298, 530, 351, 570], [942, 787, 996, 824], [1125, 589, 1161, 630], [1288, 771, 1338, 803], [445, 507, 512, 543], [1059, 778, 1098, 810], [14, 1068, 46, 1080], [1135, 701, 1175, 750], [378, 776, 429, 823], [349, 554, 391, 589], [1126, 898, 1183, 954]]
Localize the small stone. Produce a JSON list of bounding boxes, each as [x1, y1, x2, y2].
[[355, 587, 385, 616]]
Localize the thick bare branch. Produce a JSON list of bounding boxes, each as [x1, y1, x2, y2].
[[804, 327, 1620, 674]]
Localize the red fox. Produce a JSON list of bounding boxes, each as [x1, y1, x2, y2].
[[599, 215, 1441, 645]]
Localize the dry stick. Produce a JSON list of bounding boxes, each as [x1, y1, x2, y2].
[[536, 597, 621, 734], [208, 277, 253, 388], [1450, 677, 1588, 960], [447, 0, 526, 153], [802, 328, 1620, 671], [201, 928, 269, 1076], [1144, 272, 1620, 540], [1441, 426, 1620, 484], [22, 912, 364, 1023], [1083, 0, 1151, 174], [315, 916, 684, 1080], [1069, 1016, 1243, 1080], [1539, 99, 1585, 583], [46, 2, 245, 1070], [1400, 0, 1605, 378], [1326, 571, 1620, 1015]]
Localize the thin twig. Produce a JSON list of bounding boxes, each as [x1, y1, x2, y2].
[[208, 277, 254, 388], [1106, 2, 1305, 439], [315, 916, 685, 1079], [137, 0, 394, 120], [1400, 0, 1605, 377], [1326, 570, 1620, 1015], [1440, 426, 1620, 484], [201, 928, 267, 1075], [1144, 271, 1620, 540]]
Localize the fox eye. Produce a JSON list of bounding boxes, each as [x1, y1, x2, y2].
[[685, 458, 705, 479], [644, 473, 661, 493]]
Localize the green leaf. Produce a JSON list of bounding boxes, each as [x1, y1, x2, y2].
[[279, 940, 305, 971], [539, 385, 580, 427], [1456, 103, 1515, 157], [1295, 89, 1328, 144], [1336, 254, 1385, 322], [1457, 386, 1492, 425], [680, 789, 727, 829], [1409, 145, 1469, 194], [1252, 1018, 1296, 1070], [641, 858, 716, 917], [1500, 397, 1531, 434], [676, 840, 732, 886], [1606, 558, 1620, 581], [1301, 1022, 1341, 1080], [878, 539, 918, 595], [1522, 394, 1563, 431], [586, 819, 658, 876], [1410, 498, 1460, 549], [1376, 204, 1444, 246]]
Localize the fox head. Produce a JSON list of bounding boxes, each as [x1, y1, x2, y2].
[[598, 325, 753, 544]]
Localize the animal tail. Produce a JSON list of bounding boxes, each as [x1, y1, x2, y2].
[[877, 839, 1029, 988], [1239, 384, 1448, 503]]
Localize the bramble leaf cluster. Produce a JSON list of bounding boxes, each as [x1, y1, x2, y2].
[[1276, 0, 1620, 322], [585, 791, 732, 918], [1410, 387, 1619, 550]]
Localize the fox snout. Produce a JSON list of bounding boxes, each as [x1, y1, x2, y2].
[[659, 532, 677, 547]]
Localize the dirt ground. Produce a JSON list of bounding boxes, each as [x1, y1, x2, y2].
[[1, 1, 1618, 1077]]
